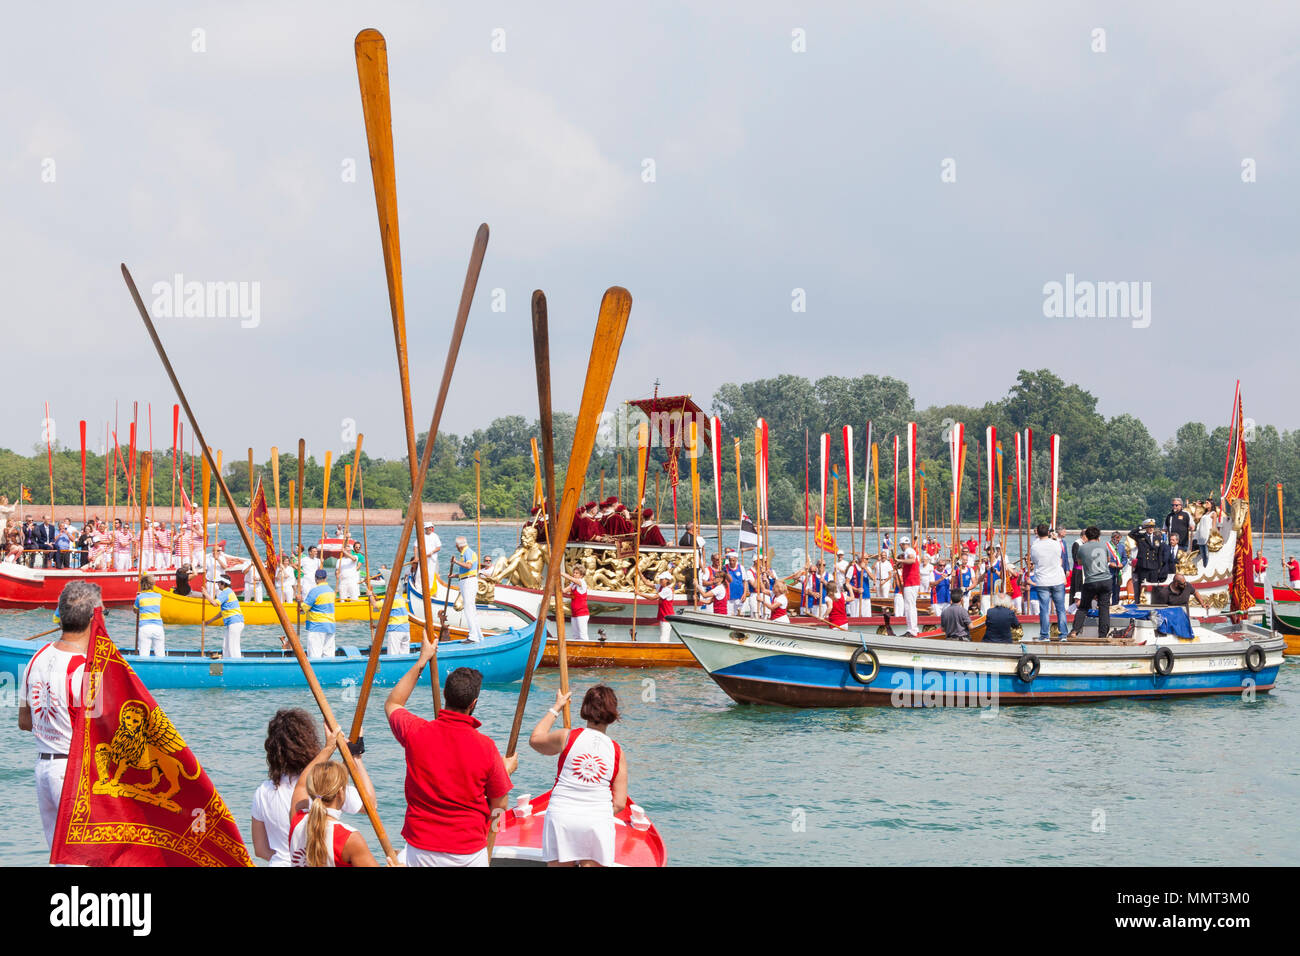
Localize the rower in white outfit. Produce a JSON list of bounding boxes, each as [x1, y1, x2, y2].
[[527, 685, 629, 867], [336, 547, 361, 602], [19, 579, 96, 849], [450, 536, 482, 642], [134, 574, 166, 656]]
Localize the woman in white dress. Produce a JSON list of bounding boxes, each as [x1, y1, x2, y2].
[[528, 686, 628, 867]]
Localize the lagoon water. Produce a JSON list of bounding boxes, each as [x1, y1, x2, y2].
[[1, 525, 1295, 866]]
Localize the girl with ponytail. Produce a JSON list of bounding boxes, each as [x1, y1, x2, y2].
[[288, 730, 379, 867]]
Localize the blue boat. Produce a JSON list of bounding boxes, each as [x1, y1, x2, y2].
[[669, 609, 1286, 707], [0, 622, 544, 690]]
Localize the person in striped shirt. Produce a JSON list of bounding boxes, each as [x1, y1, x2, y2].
[[134, 573, 166, 656], [205, 573, 245, 658], [370, 587, 411, 655], [299, 568, 337, 659]]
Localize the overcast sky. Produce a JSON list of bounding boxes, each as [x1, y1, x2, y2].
[[5, 2, 1298, 464]]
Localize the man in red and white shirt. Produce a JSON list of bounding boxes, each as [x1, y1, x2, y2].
[[385, 646, 514, 866], [896, 535, 922, 636], [1253, 553, 1269, 585], [655, 571, 675, 642], [565, 568, 590, 641], [1288, 556, 1300, 591], [19, 580, 98, 850]]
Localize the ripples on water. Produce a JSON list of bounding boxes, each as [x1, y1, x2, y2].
[[0, 524, 1295, 866]]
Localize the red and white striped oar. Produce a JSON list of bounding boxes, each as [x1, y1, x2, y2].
[[1025, 428, 1034, 532], [950, 422, 965, 542], [843, 425, 855, 545], [819, 433, 830, 525], [1050, 433, 1062, 529], [906, 422, 918, 531], [710, 416, 723, 548], [862, 421, 872, 526], [986, 426, 997, 543]]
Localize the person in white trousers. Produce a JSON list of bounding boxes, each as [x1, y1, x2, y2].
[[19, 579, 96, 849], [450, 537, 483, 642]]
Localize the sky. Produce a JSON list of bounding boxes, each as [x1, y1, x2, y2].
[[4, 1, 1298, 465]]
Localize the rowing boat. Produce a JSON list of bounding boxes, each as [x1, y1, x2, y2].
[[0, 622, 544, 689], [491, 790, 666, 866], [669, 607, 1283, 707], [0, 563, 188, 609], [541, 638, 696, 668], [156, 587, 374, 625]]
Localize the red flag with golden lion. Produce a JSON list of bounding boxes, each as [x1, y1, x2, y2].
[[247, 475, 277, 569], [51, 609, 252, 866]]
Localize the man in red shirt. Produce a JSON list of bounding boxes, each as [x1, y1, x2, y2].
[[385, 639, 516, 866], [1289, 556, 1300, 591]]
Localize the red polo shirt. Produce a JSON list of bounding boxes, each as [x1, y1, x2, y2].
[[388, 707, 512, 854]]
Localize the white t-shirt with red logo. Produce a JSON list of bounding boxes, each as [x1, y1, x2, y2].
[[22, 643, 87, 754]]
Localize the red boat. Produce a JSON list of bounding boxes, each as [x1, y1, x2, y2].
[[491, 791, 666, 867], [0, 563, 242, 609]]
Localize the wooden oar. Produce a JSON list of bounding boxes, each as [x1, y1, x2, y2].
[[345, 220, 490, 740], [505, 286, 632, 759], [296, 438, 305, 631], [121, 262, 396, 864], [24, 625, 61, 642], [354, 27, 446, 714], [530, 291, 569, 726], [358, 464, 375, 638]]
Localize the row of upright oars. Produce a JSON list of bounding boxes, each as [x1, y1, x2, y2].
[[115, 27, 632, 864]]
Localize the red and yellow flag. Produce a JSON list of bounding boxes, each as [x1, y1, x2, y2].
[[1225, 395, 1255, 613], [247, 476, 277, 568], [21, 485, 32, 503], [813, 514, 837, 554], [52, 609, 252, 866]]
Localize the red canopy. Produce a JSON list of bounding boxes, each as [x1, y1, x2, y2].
[[625, 395, 711, 449]]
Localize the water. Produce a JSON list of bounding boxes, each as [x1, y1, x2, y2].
[[1, 522, 1296, 866]]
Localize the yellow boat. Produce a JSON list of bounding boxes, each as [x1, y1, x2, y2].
[[157, 588, 376, 626]]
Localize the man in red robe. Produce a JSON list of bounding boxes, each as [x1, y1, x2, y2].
[[640, 507, 667, 547], [601, 501, 636, 536], [572, 502, 604, 542]]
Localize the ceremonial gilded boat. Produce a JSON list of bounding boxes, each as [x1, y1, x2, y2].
[[483, 532, 698, 639], [0, 622, 544, 690], [669, 608, 1283, 707], [0, 563, 192, 610], [491, 790, 666, 867]]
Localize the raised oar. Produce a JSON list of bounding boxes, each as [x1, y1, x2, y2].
[[121, 263, 396, 864], [296, 438, 305, 631], [345, 221, 490, 740], [354, 27, 442, 708], [531, 291, 569, 726], [505, 286, 632, 759]]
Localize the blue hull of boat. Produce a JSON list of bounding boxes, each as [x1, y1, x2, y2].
[[714, 651, 1280, 705], [0, 623, 544, 690]]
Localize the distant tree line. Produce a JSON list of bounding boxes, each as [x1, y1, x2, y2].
[[2, 369, 1293, 533]]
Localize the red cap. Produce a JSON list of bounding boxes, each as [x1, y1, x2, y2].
[[641, 507, 653, 518]]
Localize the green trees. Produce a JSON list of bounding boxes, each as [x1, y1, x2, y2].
[[2, 372, 1289, 528]]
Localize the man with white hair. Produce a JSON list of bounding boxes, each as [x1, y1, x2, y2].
[[19, 579, 97, 848], [450, 536, 482, 642], [896, 535, 921, 637]]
